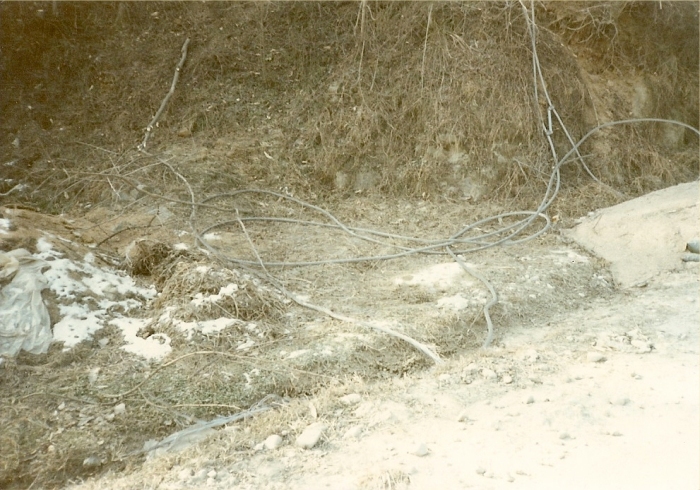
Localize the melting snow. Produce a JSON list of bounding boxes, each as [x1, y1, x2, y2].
[[34, 237, 164, 359]]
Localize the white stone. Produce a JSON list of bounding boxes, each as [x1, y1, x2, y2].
[[113, 403, 126, 415], [295, 423, 326, 449], [457, 410, 471, 422], [343, 426, 363, 439], [502, 374, 513, 384], [413, 443, 429, 457], [264, 434, 283, 450], [481, 368, 497, 380], [177, 468, 193, 481], [339, 393, 362, 406]]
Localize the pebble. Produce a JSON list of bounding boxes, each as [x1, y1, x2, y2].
[[586, 352, 606, 363], [343, 426, 363, 439], [502, 374, 513, 384], [481, 368, 498, 380], [476, 466, 486, 475], [177, 468, 193, 481], [192, 469, 209, 483], [82, 456, 101, 467], [559, 432, 571, 440], [611, 431, 623, 437], [207, 470, 217, 479], [611, 397, 630, 406], [339, 394, 362, 406], [264, 434, 283, 450], [456, 410, 471, 422], [88, 368, 100, 384], [412, 443, 429, 457], [113, 403, 126, 415], [296, 423, 326, 449], [525, 396, 535, 404]]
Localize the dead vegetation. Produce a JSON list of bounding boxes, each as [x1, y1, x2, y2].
[[0, 2, 697, 488]]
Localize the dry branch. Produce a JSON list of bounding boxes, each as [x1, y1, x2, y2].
[[139, 38, 191, 151]]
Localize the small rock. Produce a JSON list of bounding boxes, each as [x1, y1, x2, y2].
[[525, 396, 535, 404], [438, 373, 451, 382], [611, 431, 623, 437], [481, 368, 497, 380], [113, 403, 126, 415], [559, 432, 571, 440], [586, 352, 606, 363], [82, 456, 101, 468], [457, 410, 471, 422], [339, 393, 362, 406], [611, 397, 630, 406], [296, 422, 326, 449], [413, 443, 429, 457], [253, 442, 264, 452], [207, 469, 217, 479], [343, 426, 363, 439], [88, 368, 100, 384], [177, 468, 194, 481], [98, 338, 109, 348], [192, 468, 208, 483], [502, 374, 513, 384], [476, 466, 486, 475], [264, 434, 283, 450], [58, 402, 65, 411]]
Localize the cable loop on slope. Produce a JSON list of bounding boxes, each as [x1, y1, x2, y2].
[[174, 2, 700, 358]]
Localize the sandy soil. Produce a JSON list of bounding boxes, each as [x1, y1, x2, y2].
[[62, 183, 698, 490]]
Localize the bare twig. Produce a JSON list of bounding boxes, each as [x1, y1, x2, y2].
[[420, 4, 433, 90], [139, 38, 190, 151]]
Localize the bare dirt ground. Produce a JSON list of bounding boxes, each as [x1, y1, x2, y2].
[[60, 181, 698, 490]]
